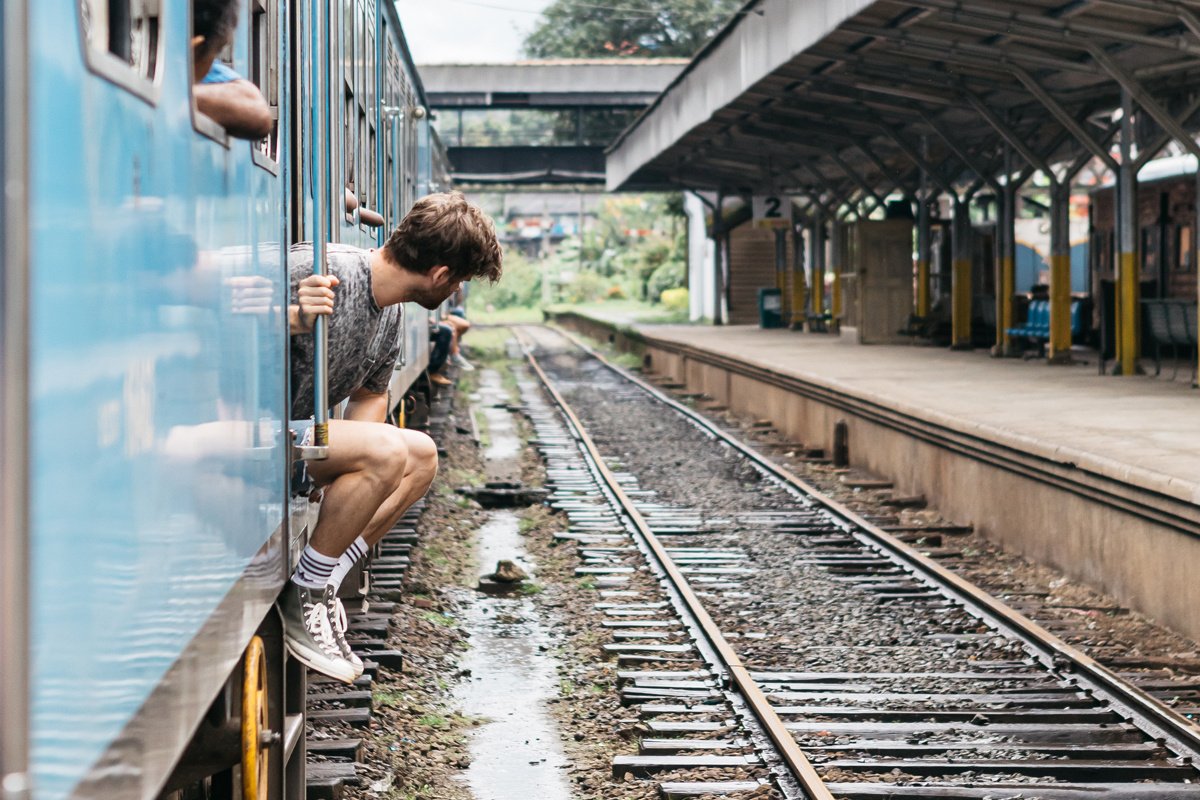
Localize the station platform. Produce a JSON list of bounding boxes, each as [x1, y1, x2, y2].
[[549, 310, 1200, 642], [645, 325, 1200, 506]]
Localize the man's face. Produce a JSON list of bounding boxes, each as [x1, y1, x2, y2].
[[410, 266, 463, 310]]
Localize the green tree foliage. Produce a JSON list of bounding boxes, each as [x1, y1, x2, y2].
[[524, 0, 743, 59], [469, 249, 542, 310]]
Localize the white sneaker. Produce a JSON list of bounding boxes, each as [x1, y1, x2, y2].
[[452, 353, 475, 371], [280, 583, 358, 683], [327, 591, 365, 677]]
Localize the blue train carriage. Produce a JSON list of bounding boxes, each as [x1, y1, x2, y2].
[[0, 0, 438, 797]]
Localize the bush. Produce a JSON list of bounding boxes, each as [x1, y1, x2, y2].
[[563, 270, 606, 304], [647, 259, 686, 303], [605, 285, 626, 300], [660, 287, 689, 312], [470, 250, 541, 309]]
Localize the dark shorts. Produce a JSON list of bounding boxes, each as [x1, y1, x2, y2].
[[289, 420, 316, 495]]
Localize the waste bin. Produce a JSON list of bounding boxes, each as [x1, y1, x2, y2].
[[759, 288, 783, 328]]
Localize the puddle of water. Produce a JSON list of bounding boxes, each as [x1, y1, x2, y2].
[[477, 370, 522, 480], [455, 512, 572, 800], [474, 512, 536, 581], [454, 363, 572, 800]]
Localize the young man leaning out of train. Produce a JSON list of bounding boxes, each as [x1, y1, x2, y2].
[[284, 192, 503, 682]]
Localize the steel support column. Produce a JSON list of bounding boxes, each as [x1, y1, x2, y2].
[[951, 198, 972, 349], [994, 154, 1018, 356], [1117, 90, 1139, 375], [790, 220, 808, 330], [713, 192, 726, 326], [811, 209, 826, 320], [831, 219, 845, 330], [773, 227, 788, 320], [917, 190, 932, 317], [1048, 181, 1073, 362]]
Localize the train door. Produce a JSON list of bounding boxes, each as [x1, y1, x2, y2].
[[0, 1, 30, 794]]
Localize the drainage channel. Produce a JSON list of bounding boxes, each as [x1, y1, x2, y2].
[[454, 367, 573, 800], [513, 324, 1200, 800]]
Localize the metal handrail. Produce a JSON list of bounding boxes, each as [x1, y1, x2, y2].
[[310, 0, 330, 455]]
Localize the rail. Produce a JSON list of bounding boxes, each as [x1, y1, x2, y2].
[[547, 323, 1200, 761], [518, 322, 1200, 797], [513, 327, 834, 800]]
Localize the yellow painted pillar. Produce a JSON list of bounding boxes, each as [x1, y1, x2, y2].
[[1048, 181, 1073, 362], [789, 224, 808, 330], [917, 194, 931, 317], [950, 198, 972, 349], [1116, 88, 1140, 375]]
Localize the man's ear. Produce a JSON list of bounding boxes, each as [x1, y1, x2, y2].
[[432, 265, 452, 285]]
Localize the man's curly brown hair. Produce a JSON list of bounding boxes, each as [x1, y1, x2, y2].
[[384, 192, 503, 284]]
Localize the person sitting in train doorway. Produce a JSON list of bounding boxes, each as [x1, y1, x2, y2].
[[427, 320, 456, 386], [446, 300, 475, 372], [191, 0, 273, 140], [284, 192, 503, 682]]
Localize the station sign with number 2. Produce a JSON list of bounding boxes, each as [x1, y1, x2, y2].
[[753, 195, 790, 229]]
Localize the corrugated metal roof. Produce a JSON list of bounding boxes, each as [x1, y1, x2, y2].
[[606, 0, 1200, 202]]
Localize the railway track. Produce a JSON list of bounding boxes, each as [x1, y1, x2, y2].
[[514, 324, 1200, 800]]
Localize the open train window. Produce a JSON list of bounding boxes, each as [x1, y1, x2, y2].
[[249, 0, 280, 171], [78, 0, 163, 103]]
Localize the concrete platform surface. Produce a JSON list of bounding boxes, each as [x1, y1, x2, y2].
[[634, 324, 1200, 507]]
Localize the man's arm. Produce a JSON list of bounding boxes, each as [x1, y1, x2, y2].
[[195, 80, 273, 140], [344, 387, 389, 423]]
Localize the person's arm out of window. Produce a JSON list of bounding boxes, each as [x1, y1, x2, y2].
[[195, 63, 273, 140]]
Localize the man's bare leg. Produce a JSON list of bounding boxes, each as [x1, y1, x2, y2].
[[282, 419, 410, 682], [304, 420, 411, 558], [358, 429, 439, 547]]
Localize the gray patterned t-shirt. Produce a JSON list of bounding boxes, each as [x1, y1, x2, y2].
[[289, 243, 402, 419]]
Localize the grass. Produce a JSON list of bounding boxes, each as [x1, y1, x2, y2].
[[547, 299, 690, 325], [517, 582, 544, 596], [417, 713, 448, 729], [470, 306, 546, 325], [374, 688, 407, 708], [420, 610, 456, 627]]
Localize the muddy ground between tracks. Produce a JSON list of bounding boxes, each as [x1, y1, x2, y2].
[[341, 328, 675, 800]]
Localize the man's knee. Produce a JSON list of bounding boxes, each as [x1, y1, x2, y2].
[[404, 431, 439, 481], [365, 426, 410, 486]]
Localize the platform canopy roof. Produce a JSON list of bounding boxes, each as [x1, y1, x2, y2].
[[607, 0, 1200, 205]]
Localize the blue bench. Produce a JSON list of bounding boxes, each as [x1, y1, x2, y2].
[[1006, 300, 1083, 345]]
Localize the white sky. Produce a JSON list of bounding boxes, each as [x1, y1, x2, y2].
[[395, 0, 555, 64]]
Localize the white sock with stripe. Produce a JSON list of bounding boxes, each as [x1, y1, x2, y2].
[[327, 536, 370, 591], [293, 545, 339, 589]]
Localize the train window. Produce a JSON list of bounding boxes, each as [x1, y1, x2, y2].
[[1180, 226, 1194, 272], [79, 0, 163, 102], [345, 93, 356, 209], [360, 110, 369, 218], [249, 0, 280, 170]]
